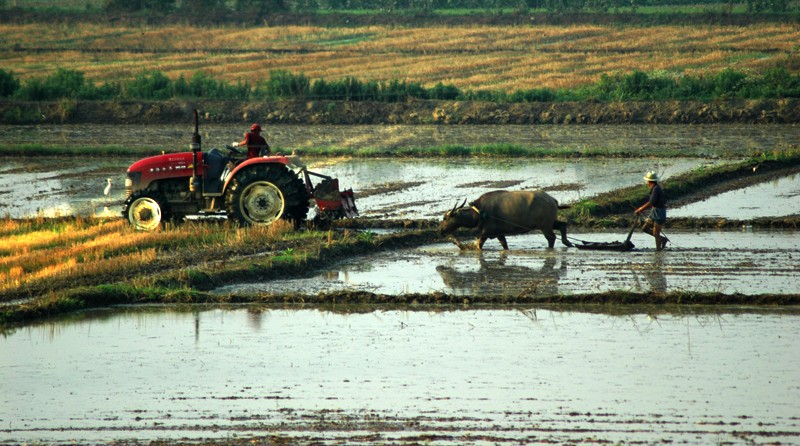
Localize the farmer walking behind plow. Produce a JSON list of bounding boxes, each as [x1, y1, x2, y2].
[[635, 171, 669, 251]]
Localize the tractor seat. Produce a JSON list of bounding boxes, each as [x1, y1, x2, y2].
[[203, 148, 228, 194]]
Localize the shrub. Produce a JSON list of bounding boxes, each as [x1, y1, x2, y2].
[[0, 69, 19, 97], [173, 75, 190, 97], [262, 70, 310, 99], [510, 88, 556, 102], [125, 70, 173, 99], [5, 65, 799, 103], [713, 68, 747, 98], [430, 82, 461, 100], [188, 71, 226, 98], [675, 75, 712, 100], [757, 66, 800, 98], [15, 68, 94, 100]]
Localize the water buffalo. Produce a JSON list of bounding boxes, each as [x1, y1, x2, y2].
[[438, 190, 574, 250]]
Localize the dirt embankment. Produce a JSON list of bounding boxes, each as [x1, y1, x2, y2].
[[3, 98, 799, 125]]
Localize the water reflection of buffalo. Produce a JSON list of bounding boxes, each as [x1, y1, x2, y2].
[[438, 190, 574, 250], [436, 254, 566, 296]]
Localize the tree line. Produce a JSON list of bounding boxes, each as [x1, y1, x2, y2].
[[1, 66, 798, 103]]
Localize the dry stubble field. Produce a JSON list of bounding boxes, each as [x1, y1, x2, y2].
[[2, 22, 799, 91]]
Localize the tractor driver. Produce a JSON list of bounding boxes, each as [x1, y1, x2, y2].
[[233, 123, 270, 158]]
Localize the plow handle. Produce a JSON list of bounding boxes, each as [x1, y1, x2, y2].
[[625, 214, 641, 243]]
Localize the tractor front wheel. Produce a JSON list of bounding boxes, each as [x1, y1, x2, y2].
[[225, 165, 308, 227], [123, 192, 170, 231]]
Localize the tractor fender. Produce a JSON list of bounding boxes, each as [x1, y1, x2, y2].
[[222, 155, 292, 192]]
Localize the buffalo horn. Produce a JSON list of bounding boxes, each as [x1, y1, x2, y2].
[[447, 198, 467, 216]]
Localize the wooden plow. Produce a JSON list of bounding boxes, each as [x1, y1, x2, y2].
[[573, 216, 639, 252]]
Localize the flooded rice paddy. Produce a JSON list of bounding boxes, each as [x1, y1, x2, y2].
[[216, 230, 800, 297], [2, 124, 798, 219], [670, 172, 800, 219], [2, 124, 799, 444], [2, 155, 714, 219], [2, 307, 799, 445], [3, 154, 799, 220]]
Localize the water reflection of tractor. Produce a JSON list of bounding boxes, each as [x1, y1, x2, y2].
[[122, 111, 357, 230]]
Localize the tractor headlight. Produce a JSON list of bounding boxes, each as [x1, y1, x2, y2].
[[125, 171, 141, 198]]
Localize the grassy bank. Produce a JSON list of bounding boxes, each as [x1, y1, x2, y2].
[[0, 217, 442, 326], [4, 66, 800, 103]]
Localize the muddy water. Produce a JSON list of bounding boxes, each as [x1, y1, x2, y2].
[[0, 156, 139, 218], [2, 307, 798, 445], [671, 172, 800, 219], [0, 156, 709, 219], [321, 157, 707, 219], [216, 230, 800, 296], [7, 155, 799, 220], [3, 123, 798, 219]]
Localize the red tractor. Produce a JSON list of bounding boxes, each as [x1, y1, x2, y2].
[[122, 111, 357, 230]]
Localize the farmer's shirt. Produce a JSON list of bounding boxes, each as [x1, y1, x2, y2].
[[649, 183, 666, 209], [244, 132, 269, 158]]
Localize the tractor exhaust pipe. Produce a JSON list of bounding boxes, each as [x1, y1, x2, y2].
[[190, 109, 201, 194]]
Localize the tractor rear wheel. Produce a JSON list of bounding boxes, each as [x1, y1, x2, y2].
[[123, 191, 170, 231], [225, 165, 308, 227]]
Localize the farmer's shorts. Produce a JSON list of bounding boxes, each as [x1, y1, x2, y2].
[[647, 207, 667, 225]]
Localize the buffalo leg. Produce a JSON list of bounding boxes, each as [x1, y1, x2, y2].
[[553, 220, 574, 247], [476, 236, 488, 250], [497, 236, 509, 250], [542, 228, 557, 248]]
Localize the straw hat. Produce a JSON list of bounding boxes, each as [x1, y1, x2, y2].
[[643, 171, 660, 183]]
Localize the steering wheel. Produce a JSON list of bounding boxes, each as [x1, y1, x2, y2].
[[225, 144, 244, 156]]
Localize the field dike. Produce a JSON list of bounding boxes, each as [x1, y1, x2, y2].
[[1, 153, 799, 328], [2, 98, 799, 125]]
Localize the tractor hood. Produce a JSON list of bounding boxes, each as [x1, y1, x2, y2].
[[127, 151, 195, 175], [126, 151, 197, 193], [125, 150, 295, 195]]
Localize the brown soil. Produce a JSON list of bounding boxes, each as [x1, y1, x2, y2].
[[3, 98, 799, 125]]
